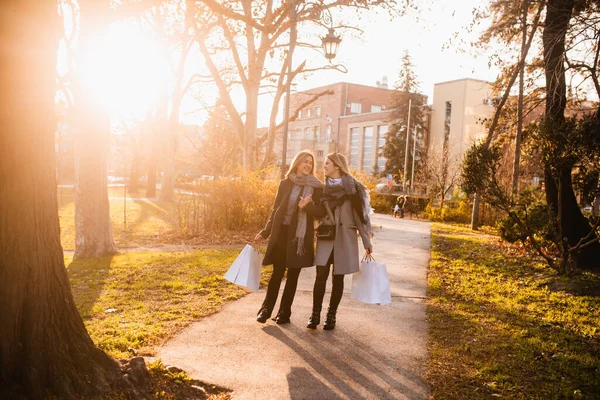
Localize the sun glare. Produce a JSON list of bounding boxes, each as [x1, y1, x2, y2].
[[76, 23, 162, 116]]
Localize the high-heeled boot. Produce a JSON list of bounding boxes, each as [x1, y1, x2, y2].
[[323, 308, 337, 331], [306, 309, 321, 329], [273, 309, 291, 325]]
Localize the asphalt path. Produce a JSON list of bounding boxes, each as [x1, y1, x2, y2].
[[157, 214, 431, 399]]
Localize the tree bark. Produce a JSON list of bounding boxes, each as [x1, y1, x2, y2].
[[543, 0, 600, 270], [73, 1, 117, 258], [0, 1, 120, 397]]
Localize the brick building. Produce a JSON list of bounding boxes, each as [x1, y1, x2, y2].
[[284, 81, 400, 173]]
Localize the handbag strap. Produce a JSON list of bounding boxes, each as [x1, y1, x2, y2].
[[324, 201, 336, 224]]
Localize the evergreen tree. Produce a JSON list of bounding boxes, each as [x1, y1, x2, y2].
[[382, 51, 426, 186]]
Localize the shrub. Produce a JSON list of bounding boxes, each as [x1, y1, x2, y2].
[[173, 169, 278, 237], [370, 192, 396, 214], [425, 198, 471, 223]]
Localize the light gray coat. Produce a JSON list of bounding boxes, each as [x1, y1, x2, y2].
[[314, 198, 372, 275]]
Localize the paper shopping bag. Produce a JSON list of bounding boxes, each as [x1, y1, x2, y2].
[[351, 256, 392, 305], [224, 244, 262, 292]]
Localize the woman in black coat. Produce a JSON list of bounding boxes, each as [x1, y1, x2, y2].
[[254, 150, 323, 324]]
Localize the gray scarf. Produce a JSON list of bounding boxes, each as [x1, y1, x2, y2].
[[288, 173, 323, 256]]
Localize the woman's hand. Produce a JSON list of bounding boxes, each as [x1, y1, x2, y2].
[[254, 233, 264, 242], [298, 194, 313, 210], [365, 247, 373, 255]]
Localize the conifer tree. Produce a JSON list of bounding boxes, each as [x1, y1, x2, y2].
[[382, 51, 426, 185]]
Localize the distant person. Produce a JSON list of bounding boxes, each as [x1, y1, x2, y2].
[[395, 195, 406, 218], [254, 150, 323, 324], [307, 153, 373, 330]]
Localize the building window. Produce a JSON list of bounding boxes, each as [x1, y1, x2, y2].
[[362, 126, 374, 173], [350, 103, 362, 114], [349, 127, 360, 168], [371, 105, 382, 113], [315, 106, 322, 116], [326, 124, 332, 142], [314, 125, 321, 141], [306, 108, 312, 118], [377, 124, 388, 171], [298, 110, 303, 119], [317, 150, 323, 157]]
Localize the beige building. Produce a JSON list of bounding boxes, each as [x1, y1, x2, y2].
[[429, 78, 494, 160]]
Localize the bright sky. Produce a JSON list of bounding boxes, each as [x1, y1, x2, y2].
[[292, 0, 498, 106], [60, 0, 499, 128]]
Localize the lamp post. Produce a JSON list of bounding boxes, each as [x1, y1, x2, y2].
[[403, 99, 423, 193], [280, 1, 341, 179], [410, 126, 419, 194], [402, 98, 412, 192]]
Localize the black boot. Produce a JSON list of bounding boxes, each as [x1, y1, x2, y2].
[[306, 309, 321, 329], [323, 308, 337, 330], [256, 307, 271, 323], [273, 309, 291, 325]]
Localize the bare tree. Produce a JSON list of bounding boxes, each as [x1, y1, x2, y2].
[[73, 0, 117, 257], [422, 146, 462, 209], [192, 0, 404, 169]]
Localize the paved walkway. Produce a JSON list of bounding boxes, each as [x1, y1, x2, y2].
[[157, 214, 431, 399]]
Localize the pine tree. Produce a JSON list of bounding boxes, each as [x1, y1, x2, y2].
[[382, 51, 426, 186]]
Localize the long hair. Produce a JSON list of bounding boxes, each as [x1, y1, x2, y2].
[[285, 150, 316, 178], [326, 152, 351, 176]]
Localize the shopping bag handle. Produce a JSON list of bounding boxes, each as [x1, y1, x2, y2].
[[362, 253, 375, 262]]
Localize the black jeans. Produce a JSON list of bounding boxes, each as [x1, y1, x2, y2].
[[312, 252, 344, 312], [260, 225, 302, 317]]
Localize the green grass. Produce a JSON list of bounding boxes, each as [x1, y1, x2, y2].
[[59, 191, 177, 250], [65, 248, 272, 359], [427, 223, 600, 399]]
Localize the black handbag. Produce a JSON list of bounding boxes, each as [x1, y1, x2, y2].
[[316, 203, 336, 240], [316, 223, 336, 240]]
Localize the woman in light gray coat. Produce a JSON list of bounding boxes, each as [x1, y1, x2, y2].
[[308, 153, 373, 330]]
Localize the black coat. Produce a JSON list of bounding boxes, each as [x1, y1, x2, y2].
[[259, 179, 323, 268]]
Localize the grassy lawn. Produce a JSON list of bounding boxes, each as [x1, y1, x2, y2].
[[427, 223, 600, 399], [59, 189, 177, 250], [65, 248, 271, 359], [58, 188, 255, 249]]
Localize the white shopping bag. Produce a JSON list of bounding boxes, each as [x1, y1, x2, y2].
[[224, 244, 262, 292], [351, 255, 392, 305]]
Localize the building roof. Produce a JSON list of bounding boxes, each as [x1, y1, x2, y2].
[[295, 81, 396, 94], [433, 77, 492, 86]]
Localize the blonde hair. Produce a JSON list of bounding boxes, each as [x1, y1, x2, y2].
[[286, 150, 316, 178], [326, 153, 351, 176]]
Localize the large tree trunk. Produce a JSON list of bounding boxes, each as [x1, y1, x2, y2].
[[0, 1, 121, 397], [73, 2, 116, 258], [543, 0, 600, 270], [244, 83, 260, 170], [160, 35, 190, 202]]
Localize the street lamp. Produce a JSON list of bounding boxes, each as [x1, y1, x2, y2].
[[322, 28, 341, 60], [281, 1, 341, 179], [403, 99, 422, 193]]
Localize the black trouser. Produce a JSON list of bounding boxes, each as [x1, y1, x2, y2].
[[312, 252, 344, 312], [260, 225, 302, 317]]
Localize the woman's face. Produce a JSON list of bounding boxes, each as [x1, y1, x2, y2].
[[323, 157, 340, 178], [295, 155, 314, 176]]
